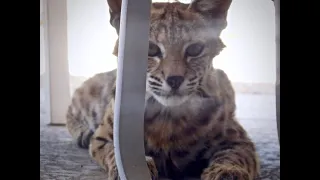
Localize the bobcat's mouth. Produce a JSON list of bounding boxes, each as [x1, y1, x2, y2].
[[161, 91, 183, 97], [151, 90, 190, 107], [153, 89, 186, 98]]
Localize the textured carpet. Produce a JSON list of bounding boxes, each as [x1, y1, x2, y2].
[[40, 93, 280, 180]]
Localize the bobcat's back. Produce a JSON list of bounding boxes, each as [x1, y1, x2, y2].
[[66, 69, 116, 148]]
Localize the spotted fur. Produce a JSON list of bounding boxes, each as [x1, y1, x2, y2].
[[66, 0, 260, 179]]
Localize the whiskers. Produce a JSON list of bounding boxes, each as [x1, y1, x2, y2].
[[185, 76, 199, 95], [148, 75, 165, 96], [148, 74, 207, 99], [185, 76, 209, 98]]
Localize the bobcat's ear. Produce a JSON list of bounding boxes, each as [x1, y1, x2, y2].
[[107, 0, 122, 34], [189, 0, 232, 30]]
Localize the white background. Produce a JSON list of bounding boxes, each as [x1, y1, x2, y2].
[[65, 0, 276, 84]]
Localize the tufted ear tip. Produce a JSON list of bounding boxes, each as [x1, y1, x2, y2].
[[188, 0, 232, 32], [107, 0, 122, 12], [107, 0, 122, 34]]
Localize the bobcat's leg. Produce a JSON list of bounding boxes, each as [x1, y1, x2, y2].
[[89, 99, 118, 179], [89, 99, 158, 180], [201, 125, 260, 180]]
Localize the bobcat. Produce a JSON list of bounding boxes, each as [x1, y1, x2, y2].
[[66, 0, 260, 179]]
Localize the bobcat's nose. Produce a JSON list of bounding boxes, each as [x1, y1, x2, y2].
[[166, 76, 184, 90]]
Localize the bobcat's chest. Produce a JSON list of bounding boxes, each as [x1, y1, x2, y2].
[[143, 96, 221, 179], [144, 124, 210, 179], [144, 115, 192, 151], [143, 95, 219, 151]]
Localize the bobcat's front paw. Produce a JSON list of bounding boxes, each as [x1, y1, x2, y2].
[[101, 156, 119, 180], [146, 156, 159, 180], [201, 164, 250, 180], [106, 165, 119, 180], [104, 156, 157, 180]]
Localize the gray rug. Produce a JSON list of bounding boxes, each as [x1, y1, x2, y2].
[[40, 93, 280, 180]]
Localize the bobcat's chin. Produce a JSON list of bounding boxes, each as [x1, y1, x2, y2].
[[152, 92, 190, 107]]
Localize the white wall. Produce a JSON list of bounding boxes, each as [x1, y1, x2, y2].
[[216, 0, 276, 84], [67, 0, 118, 77], [67, 0, 276, 85], [40, 0, 45, 76]]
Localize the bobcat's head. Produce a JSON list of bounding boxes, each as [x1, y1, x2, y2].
[[107, 0, 232, 107]]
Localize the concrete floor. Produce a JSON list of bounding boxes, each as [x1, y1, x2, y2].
[[40, 92, 280, 180]]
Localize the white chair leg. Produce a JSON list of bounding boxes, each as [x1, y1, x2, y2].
[[113, 0, 152, 179], [274, 0, 280, 143]]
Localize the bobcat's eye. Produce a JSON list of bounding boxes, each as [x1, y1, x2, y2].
[[148, 42, 162, 57], [185, 43, 205, 57]]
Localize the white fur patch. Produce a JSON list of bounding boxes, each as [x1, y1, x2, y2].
[[153, 94, 190, 107]]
